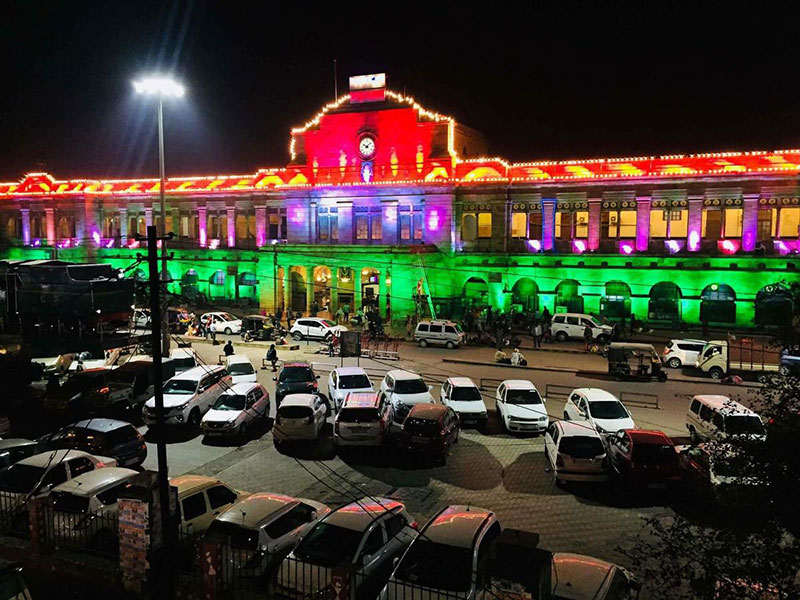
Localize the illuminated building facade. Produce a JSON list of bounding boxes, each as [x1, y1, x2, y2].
[[2, 73, 799, 328]]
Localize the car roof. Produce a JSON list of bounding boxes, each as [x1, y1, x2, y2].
[[226, 355, 252, 364], [502, 379, 536, 390], [556, 313, 593, 318], [671, 338, 707, 345], [66, 419, 131, 433], [552, 553, 615, 600], [282, 362, 311, 369], [692, 395, 754, 415], [20, 449, 93, 468], [574, 388, 619, 402], [626, 429, 674, 445], [557, 421, 602, 438], [423, 505, 494, 548], [170, 348, 197, 357], [326, 497, 404, 531], [386, 369, 421, 380], [174, 365, 225, 380], [217, 492, 297, 529], [53, 467, 137, 496], [334, 367, 368, 376], [446, 377, 477, 387], [407, 404, 447, 420], [0, 439, 36, 451], [221, 382, 262, 396], [418, 319, 457, 325], [171, 475, 227, 495], [279, 394, 319, 407], [342, 392, 380, 408]]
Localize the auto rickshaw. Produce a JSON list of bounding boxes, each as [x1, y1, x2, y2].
[[240, 315, 284, 342], [607, 342, 667, 381]]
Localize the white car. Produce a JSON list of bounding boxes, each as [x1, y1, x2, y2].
[[290, 317, 347, 341], [663, 338, 706, 368], [550, 313, 613, 343], [544, 421, 608, 485], [170, 347, 199, 373], [142, 365, 231, 428], [201, 312, 243, 335], [225, 354, 257, 384], [551, 553, 640, 600], [440, 377, 488, 428], [201, 382, 270, 438], [327, 367, 374, 412], [563, 388, 636, 435], [380, 369, 435, 424], [495, 380, 549, 434], [272, 394, 327, 443]]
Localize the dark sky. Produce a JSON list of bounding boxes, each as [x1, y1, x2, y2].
[[2, 1, 798, 180]]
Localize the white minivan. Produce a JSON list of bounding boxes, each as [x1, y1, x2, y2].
[[414, 320, 465, 349], [142, 365, 231, 429], [686, 395, 766, 443]]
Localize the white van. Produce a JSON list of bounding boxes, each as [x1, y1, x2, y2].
[[686, 395, 766, 443], [142, 365, 231, 429], [414, 320, 465, 349]]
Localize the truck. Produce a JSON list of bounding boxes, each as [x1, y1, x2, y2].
[[697, 335, 782, 379]]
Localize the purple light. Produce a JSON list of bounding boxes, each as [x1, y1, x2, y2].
[[573, 240, 586, 253], [620, 243, 633, 255], [228, 235, 235, 248], [688, 230, 701, 252], [105, 239, 114, 248], [91, 230, 101, 245], [33, 238, 41, 247], [209, 239, 220, 250], [721, 239, 737, 254], [386, 207, 397, 222], [528, 239, 542, 252], [290, 206, 304, 225], [776, 240, 789, 254], [427, 209, 440, 231], [128, 240, 140, 249], [666, 239, 681, 253]]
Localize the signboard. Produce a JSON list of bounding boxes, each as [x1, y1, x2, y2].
[[349, 73, 386, 90], [340, 331, 361, 358]]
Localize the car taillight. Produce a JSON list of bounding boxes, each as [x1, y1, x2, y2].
[[99, 387, 110, 395], [410, 520, 419, 530], [556, 455, 564, 468], [662, 347, 669, 355]]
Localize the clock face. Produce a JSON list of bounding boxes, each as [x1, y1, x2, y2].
[[359, 135, 376, 159]]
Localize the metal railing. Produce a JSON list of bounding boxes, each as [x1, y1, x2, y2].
[[480, 378, 504, 391], [544, 384, 574, 401], [620, 390, 660, 409], [48, 504, 121, 558], [0, 492, 29, 539]]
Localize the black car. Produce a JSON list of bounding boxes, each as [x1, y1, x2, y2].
[[0, 438, 49, 470], [273, 362, 322, 407], [45, 418, 147, 468]]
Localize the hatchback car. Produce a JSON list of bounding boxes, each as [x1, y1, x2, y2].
[[382, 505, 502, 600], [663, 338, 706, 369], [225, 355, 258, 384], [400, 404, 460, 465], [272, 394, 327, 444], [495, 380, 549, 434], [563, 388, 635, 435], [201, 382, 270, 438], [550, 313, 613, 343], [46, 419, 147, 468], [606, 429, 681, 491], [551, 553, 640, 600], [171, 475, 248, 537], [274, 362, 321, 407], [544, 421, 608, 485], [380, 369, 434, 424], [0, 449, 115, 500], [289, 317, 347, 341], [334, 392, 393, 447], [202, 492, 330, 580], [201, 312, 243, 335], [277, 497, 418, 599], [327, 367, 374, 412], [441, 377, 488, 428]]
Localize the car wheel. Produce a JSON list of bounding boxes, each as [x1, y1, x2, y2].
[[240, 422, 248, 438], [224, 327, 232, 335], [445, 341, 454, 349], [292, 331, 303, 341], [555, 331, 568, 342], [708, 367, 724, 380], [596, 335, 609, 345], [779, 365, 790, 376], [187, 409, 201, 429], [667, 357, 682, 369], [419, 339, 428, 348]]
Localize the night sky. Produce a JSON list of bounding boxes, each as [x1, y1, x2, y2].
[[2, 1, 797, 181]]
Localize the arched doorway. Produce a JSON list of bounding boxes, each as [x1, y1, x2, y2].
[[463, 277, 489, 312], [290, 269, 306, 313], [755, 283, 794, 327], [313, 266, 332, 315], [337, 268, 355, 314], [181, 269, 200, 301], [649, 282, 681, 323], [700, 284, 736, 324], [209, 270, 226, 299], [601, 281, 632, 319], [238, 272, 258, 305], [511, 278, 539, 312], [556, 280, 584, 313], [361, 268, 380, 312]]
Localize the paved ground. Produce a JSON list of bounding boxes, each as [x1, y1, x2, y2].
[[136, 334, 755, 569]]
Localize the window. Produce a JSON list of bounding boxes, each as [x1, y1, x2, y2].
[[567, 316, 580, 325], [207, 485, 237, 509], [574, 211, 589, 238], [69, 457, 95, 478], [400, 214, 411, 240], [182, 493, 207, 521], [691, 399, 701, 414], [97, 481, 133, 506], [413, 212, 423, 240], [385, 514, 406, 539], [478, 213, 492, 238], [556, 212, 572, 239], [265, 504, 315, 539], [724, 208, 743, 237], [445, 325, 457, 334], [758, 208, 775, 241], [712, 412, 725, 431], [356, 216, 368, 240], [779, 207, 800, 237], [43, 464, 69, 488], [511, 212, 527, 238], [371, 215, 382, 240], [429, 324, 443, 333], [461, 214, 477, 241], [649, 210, 668, 238], [702, 209, 722, 239], [619, 210, 636, 238], [360, 526, 385, 557], [417, 323, 429, 332], [699, 405, 714, 422], [670, 209, 688, 237], [529, 212, 542, 239]]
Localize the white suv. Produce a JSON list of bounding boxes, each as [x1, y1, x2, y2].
[[290, 317, 347, 341], [380, 369, 435, 424], [563, 388, 635, 435], [495, 380, 549, 433], [663, 338, 706, 368], [551, 313, 613, 343], [327, 367, 374, 412], [201, 382, 270, 438], [201, 312, 242, 335], [143, 365, 231, 429]]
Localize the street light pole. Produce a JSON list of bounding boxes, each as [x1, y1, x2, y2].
[[157, 95, 170, 357]]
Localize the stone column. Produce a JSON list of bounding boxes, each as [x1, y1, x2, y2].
[[379, 271, 388, 319], [255, 206, 267, 246], [119, 207, 128, 245], [20, 208, 31, 245], [541, 198, 556, 251], [197, 206, 207, 247], [144, 206, 153, 227], [329, 266, 339, 316], [226, 206, 236, 248], [305, 266, 314, 316], [687, 194, 703, 251], [353, 269, 362, 312], [45, 207, 56, 246], [588, 198, 601, 251], [635, 196, 652, 252], [741, 193, 760, 251], [283, 266, 291, 313], [74, 199, 86, 242]]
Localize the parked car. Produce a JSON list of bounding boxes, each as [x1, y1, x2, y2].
[[563, 388, 635, 435], [678, 443, 766, 507], [201, 382, 270, 438], [50, 467, 138, 552], [0, 439, 49, 470], [551, 553, 640, 600], [43, 368, 110, 414], [225, 355, 258, 384], [272, 394, 327, 444], [400, 404, 460, 465], [170, 347, 199, 373], [686, 395, 766, 443], [201, 312, 243, 335], [277, 497, 418, 599], [440, 377, 488, 428], [274, 362, 321, 407], [544, 421, 608, 485], [45, 419, 147, 468], [142, 365, 231, 429], [202, 492, 330, 580], [382, 505, 501, 600], [31, 353, 74, 378], [413, 320, 465, 349], [0, 449, 115, 500], [380, 369, 435, 425], [550, 313, 613, 343], [133, 307, 190, 333], [289, 317, 347, 341], [495, 380, 549, 434], [334, 392, 393, 447], [606, 429, 681, 491], [663, 339, 706, 369], [327, 367, 374, 412], [88, 359, 176, 416], [171, 475, 248, 536]]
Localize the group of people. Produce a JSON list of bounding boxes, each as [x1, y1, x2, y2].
[[494, 347, 528, 366]]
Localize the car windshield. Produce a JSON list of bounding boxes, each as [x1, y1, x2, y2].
[[205, 520, 259, 550], [51, 491, 90, 514], [394, 378, 428, 394], [451, 387, 482, 401], [220, 313, 237, 321], [51, 428, 106, 451], [279, 406, 313, 419], [228, 362, 255, 376], [404, 418, 439, 436], [338, 374, 371, 389], [725, 415, 765, 436], [338, 408, 379, 423], [712, 451, 758, 479], [506, 389, 542, 405], [559, 436, 605, 458], [0, 464, 46, 493], [280, 367, 314, 383], [633, 444, 677, 464], [321, 319, 336, 328], [293, 523, 363, 566], [589, 401, 628, 419], [394, 539, 472, 592], [163, 379, 196, 394], [213, 394, 246, 411], [173, 357, 195, 369]]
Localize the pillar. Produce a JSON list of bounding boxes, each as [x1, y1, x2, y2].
[[379, 271, 388, 319], [305, 266, 314, 315], [741, 193, 760, 252], [541, 198, 556, 251], [635, 196, 652, 252], [354, 270, 362, 312], [283, 266, 290, 312], [256, 206, 267, 246], [226, 206, 236, 248], [687, 194, 703, 252], [45, 207, 55, 246], [119, 207, 128, 245], [329, 266, 339, 315], [20, 208, 30, 245], [197, 206, 207, 247], [144, 206, 153, 227], [74, 199, 86, 243], [588, 198, 601, 251]]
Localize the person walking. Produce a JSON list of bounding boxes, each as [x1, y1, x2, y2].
[[223, 340, 234, 356], [583, 324, 593, 351], [342, 303, 350, 322], [266, 344, 278, 372], [327, 335, 335, 357], [533, 322, 542, 348]]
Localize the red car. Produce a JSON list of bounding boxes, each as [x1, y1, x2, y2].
[[606, 429, 681, 491], [400, 404, 460, 465]]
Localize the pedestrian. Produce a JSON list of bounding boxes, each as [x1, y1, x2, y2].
[[266, 344, 278, 372], [311, 300, 319, 317], [275, 305, 283, 325], [542, 306, 551, 325], [342, 303, 350, 322], [494, 349, 511, 364], [533, 322, 542, 348], [583, 325, 593, 351], [405, 315, 413, 339], [286, 311, 293, 330], [511, 348, 527, 367], [223, 340, 234, 356], [335, 307, 344, 324], [327, 335, 335, 357]]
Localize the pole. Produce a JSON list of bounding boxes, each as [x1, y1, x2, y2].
[[157, 96, 170, 357], [334, 59, 338, 101], [147, 225, 172, 598]]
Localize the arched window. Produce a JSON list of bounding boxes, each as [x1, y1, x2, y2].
[[461, 214, 477, 241], [649, 282, 682, 323], [209, 270, 225, 286], [556, 280, 584, 313], [700, 284, 736, 324], [601, 281, 632, 319]]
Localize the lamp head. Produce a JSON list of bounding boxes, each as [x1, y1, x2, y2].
[[133, 76, 185, 97]]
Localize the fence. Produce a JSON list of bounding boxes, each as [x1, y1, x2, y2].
[[47, 504, 120, 558], [619, 390, 660, 409], [544, 384, 573, 402], [0, 492, 30, 540]]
